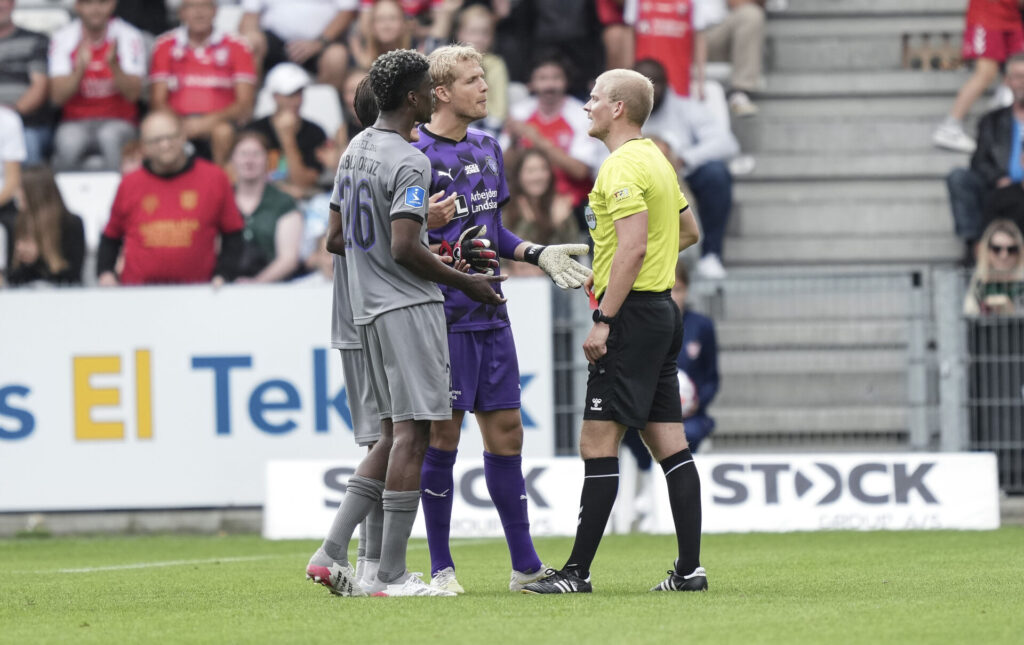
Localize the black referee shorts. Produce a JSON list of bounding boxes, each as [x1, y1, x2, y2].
[[583, 290, 684, 429]]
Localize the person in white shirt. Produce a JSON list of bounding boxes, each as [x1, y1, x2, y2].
[[693, 0, 766, 117], [239, 0, 356, 95], [636, 58, 739, 280], [0, 105, 26, 271]]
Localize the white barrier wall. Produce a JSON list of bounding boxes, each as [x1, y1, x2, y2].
[[0, 279, 555, 512], [263, 453, 1000, 539]]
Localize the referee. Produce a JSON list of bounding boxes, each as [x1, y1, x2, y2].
[[523, 69, 706, 594]]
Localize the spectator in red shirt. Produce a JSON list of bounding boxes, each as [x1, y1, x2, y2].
[[596, 0, 633, 71], [240, 0, 356, 95], [49, 0, 146, 171], [506, 55, 604, 222], [935, 0, 1024, 153], [150, 0, 257, 167], [627, 0, 706, 98], [98, 110, 244, 286]]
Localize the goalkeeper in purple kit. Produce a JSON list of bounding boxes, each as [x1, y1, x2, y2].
[[413, 44, 591, 593]]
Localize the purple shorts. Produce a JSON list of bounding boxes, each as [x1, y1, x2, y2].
[[448, 326, 521, 412]]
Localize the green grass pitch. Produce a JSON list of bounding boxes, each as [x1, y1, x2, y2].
[[2, 529, 1022, 644]]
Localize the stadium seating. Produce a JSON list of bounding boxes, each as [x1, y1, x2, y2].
[[54, 171, 121, 252]]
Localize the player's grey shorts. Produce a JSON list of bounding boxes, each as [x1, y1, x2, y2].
[[337, 348, 380, 447], [358, 302, 452, 423]]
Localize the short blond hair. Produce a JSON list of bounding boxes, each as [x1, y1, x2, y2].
[[597, 69, 654, 126], [428, 44, 483, 89]]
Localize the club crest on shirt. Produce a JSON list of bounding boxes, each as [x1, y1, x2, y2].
[[613, 188, 630, 202], [180, 190, 199, 210], [404, 186, 426, 208], [584, 205, 597, 230], [686, 341, 701, 360], [484, 155, 498, 175]]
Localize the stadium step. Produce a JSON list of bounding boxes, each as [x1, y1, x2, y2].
[[733, 179, 947, 203], [781, 0, 965, 17], [735, 151, 965, 181], [716, 320, 909, 349], [730, 201, 953, 237], [714, 372, 907, 407], [723, 234, 961, 265], [767, 16, 963, 72], [695, 282, 925, 320], [712, 405, 909, 434], [761, 71, 971, 98]]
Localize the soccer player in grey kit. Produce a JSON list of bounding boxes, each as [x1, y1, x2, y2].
[[305, 49, 505, 598], [414, 45, 592, 594]]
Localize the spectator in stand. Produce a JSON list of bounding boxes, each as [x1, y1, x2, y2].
[[934, 0, 1023, 153], [356, 0, 461, 54], [119, 138, 142, 174], [49, 0, 146, 171], [98, 110, 244, 286], [695, 0, 766, 117], [6, 165, 84, 287], [636, 58, 739, 279], [964, 219, 1024, 315], [502, 148, 579, 279], [524, 0, 603, 97], [506, 54, 604, 228], [245, 63, 328, 198], [341, 68, 369, 140], [0, 0, 51, 165], [240, 0, 355, 95], [456, 4, 508, 134], [596, 0, 633, 70], [0, 105, 25, 264], [351, 0, 413, 70], [114, 0, 170, 38], [947, 53, 1024, 264], [627, 0, 707, 99], [231, 131, 303, 282], [149, 0, 257, 167]]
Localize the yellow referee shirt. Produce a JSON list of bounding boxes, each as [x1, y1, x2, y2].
[[586, 138, 688, 299]]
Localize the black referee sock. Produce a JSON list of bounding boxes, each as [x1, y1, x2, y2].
[[661, 449, 702, 576], [564, 457, 619, 580]]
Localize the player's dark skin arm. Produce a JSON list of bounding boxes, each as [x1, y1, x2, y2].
[[326, 205, 345, 255], [391, 218, 506, 304]]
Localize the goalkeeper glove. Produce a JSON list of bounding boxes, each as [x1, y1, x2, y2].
[[439, 224, 499, 274], [523, 244, 591, 289]]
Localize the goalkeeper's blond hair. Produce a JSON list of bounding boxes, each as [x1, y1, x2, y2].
[[428, 44, 484, 90]]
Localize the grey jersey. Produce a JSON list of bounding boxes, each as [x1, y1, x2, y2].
[[330, 255, 359, 349], [330, 127, 443, 325]]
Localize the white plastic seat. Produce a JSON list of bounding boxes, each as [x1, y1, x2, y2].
[[54, 172, 123, 252]]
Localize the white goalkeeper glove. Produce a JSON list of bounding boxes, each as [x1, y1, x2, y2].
[[523, 243, 592, 289]]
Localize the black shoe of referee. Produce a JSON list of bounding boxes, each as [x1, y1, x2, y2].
[[520, 568, 592, 594], [650, 566, 708, 592]]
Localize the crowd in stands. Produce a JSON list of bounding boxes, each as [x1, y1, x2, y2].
[[0, 0, 771, 290]]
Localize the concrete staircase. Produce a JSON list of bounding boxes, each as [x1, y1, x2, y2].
[[703, 0, 973, 451]]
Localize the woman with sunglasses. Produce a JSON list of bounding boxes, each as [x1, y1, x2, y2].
[[964, 219, 1024, 315]]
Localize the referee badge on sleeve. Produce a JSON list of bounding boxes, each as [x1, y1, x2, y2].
[[584, 205, 597, 230], [613, 187, 630, 202]]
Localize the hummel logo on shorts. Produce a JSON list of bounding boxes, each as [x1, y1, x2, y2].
[[589, 398, 603, 411]]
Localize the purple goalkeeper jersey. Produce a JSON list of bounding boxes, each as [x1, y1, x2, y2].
[[414, 125, 521, 331]]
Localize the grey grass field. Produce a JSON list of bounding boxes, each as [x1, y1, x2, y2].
[[1, 529, 1022, 645]]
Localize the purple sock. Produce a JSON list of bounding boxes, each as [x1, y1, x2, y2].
[[420, 446, 457, 576], [484, 451, 543, 574]]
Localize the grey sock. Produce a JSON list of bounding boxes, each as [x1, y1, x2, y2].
[[321, 475, 385, 564], [357, 520, 367, 561], [377, 490, 421, 583], [366, 497, 384, 561]]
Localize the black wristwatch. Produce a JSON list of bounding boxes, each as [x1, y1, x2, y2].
[[592, 308, 616, 325]]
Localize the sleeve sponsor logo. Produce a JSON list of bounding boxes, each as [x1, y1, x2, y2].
[[404, 186, 426, 208], [613, 188, 631, 202]]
